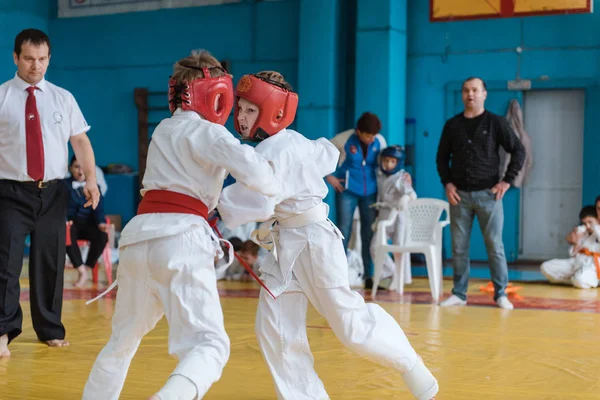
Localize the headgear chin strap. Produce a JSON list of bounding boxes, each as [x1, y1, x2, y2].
[[380, 145, 405, 176], [234, 74, 298, 140], [168, 65, 234, 125]]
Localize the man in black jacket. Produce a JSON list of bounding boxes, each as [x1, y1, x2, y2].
[[436, 77, 525, 309]]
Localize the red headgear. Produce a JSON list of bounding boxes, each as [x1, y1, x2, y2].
[[168, 66, 233, 125], [234, 74, 298, 140]]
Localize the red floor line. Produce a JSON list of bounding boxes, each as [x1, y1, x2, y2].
[[19, 287, 600, 313]]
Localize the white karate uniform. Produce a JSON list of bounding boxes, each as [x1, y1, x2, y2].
[[541, 227, 600, 289], [370, 169, 416, 289], [218, 129, 437, 400], [83, 109, 280, 400]]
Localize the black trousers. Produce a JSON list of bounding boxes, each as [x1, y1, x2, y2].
[[0, 179, 68, 343], [66, 219, 108, 268]]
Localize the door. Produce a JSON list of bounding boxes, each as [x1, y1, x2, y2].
[[520, 90, 585, 260]]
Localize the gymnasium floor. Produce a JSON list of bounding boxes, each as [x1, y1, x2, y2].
[[3, 268, 600, 400]]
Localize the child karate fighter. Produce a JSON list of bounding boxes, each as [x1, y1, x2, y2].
[[217, 71, 438, 400], [82, 51, 280, 400], [370, 145, 417, 290], [540, 205, 600, 289]]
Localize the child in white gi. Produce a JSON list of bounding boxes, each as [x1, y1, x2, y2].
[[541, 205, 600, 289], [82, 51, 280, 400], [370, 145, 417, 290], [218, 71, 438, 400]]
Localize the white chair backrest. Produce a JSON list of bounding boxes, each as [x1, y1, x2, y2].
[[404, 198, 449, 246]]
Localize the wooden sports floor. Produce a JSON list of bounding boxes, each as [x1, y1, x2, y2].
[[3, 269, 600, 400]]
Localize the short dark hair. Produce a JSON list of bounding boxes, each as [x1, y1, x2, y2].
[[70, 155, 77, 166], [579, 205, 597, 221], [356, 112, 381, 134], [595, 195, 600, 205], [462, 76, 487, 91], [14, 29, 51, 57], [228, 237, 243, 252]]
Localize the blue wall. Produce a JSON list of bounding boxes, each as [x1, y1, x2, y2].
[[406, 0, 600, 261], [47, 0, 299, 169], [0, 0, 50, 79]]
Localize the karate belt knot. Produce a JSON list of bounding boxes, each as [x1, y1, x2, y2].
[[250, 202, 330, 259], [578, 248, 600, 279]]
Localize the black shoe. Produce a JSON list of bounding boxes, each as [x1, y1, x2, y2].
[[364, 278, 387, 291]]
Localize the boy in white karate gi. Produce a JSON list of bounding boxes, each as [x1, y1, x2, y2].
[[82, 51, 280, 400], [541, 205, 600, 289], [218, 71, 438, 400], [370, 145, 417, 290]]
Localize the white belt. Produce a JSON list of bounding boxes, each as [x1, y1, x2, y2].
[[251, 203, 329, 258]]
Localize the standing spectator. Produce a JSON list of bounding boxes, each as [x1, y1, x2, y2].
[[436, 77, 525, 310], [325, 112, 385, 289]]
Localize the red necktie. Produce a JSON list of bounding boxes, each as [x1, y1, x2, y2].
[[25, 86, 45, 181]]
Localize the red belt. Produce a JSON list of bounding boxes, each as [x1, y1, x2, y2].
[[138, 190, 208, 218], [137, 190, 276, 299]]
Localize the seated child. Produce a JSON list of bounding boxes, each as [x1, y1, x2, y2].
[[370, 145, 417, 290], [541, 205, 600, 289], [223, 240, 264, 282], [64, 155, 109, 288]]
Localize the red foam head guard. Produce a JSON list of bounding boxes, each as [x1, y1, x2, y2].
[[234, 74, 298, 140], [168, 67, 233, 125]]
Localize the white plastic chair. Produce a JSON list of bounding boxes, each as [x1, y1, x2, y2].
[[371, 198, 450, 301]]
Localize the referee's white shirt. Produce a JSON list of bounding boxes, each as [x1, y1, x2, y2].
[[0, 73, 90, 181]]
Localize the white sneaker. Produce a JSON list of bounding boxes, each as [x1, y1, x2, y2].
[[439, 295, 467, 307], [496, 296, 514, 310]]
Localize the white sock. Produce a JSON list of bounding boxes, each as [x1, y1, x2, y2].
[[402, 357, 439, 400], [155, 374, 198, 400]]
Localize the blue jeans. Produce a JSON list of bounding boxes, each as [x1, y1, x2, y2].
[[337, 191, 377, 279], [450, 189, 508, 301]]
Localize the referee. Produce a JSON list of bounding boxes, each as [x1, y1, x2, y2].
[[0, 29, 100, 357]]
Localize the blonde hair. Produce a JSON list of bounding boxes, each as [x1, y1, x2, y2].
[[172, 49, 226, 83], [255, 70, 293, 92]]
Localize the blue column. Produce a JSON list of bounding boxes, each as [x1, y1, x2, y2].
[[296, 0, 340, 140], [354, 0, 407, 145], [296, 0, 341, 219]]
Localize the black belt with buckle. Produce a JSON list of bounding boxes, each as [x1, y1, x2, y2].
[[0, 179, 60, 189], [34, 180, 58, 189]]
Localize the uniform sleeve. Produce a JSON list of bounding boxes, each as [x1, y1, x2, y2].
[[68, 93, 91, 137], [191, 130, 281, 197], [311, 138, 339, 178], [590, 224, 600, 242], [217, 183, 277, 229]]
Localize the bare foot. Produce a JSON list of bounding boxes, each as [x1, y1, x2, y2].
[[0, 334, 10, 358], [46, 339, 69, 347], [147, 395, 161, 400], [74, 265, 89, 288]]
